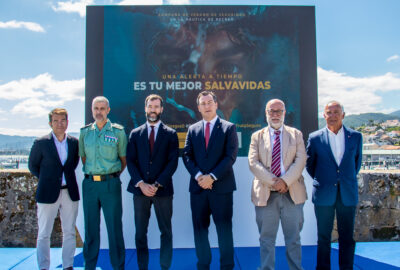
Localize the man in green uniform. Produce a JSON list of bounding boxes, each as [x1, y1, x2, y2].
[[79, 96, 127, 270]]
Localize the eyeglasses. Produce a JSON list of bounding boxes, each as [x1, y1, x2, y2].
[[267, 109, 285, 115]]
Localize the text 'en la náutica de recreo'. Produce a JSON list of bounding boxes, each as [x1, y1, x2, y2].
[[133, 81, 271, 91]]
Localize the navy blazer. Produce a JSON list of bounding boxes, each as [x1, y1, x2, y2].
[[183, 117, 239, 194], [306, 126, 362, 206], [28, 133, 80, 204], [126, 122, 179, 196]]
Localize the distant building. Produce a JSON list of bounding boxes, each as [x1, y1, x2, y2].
[[387, 130, 400, 138], [364, 126, 377, 132], [381, 119, 400, 128], [362, 149, 400, 170]]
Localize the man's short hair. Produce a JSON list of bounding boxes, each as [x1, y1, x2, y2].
[[145, 94, 164, 107], [49, 108, 68, 122], [325, 100, 344, 112], [196, 91, 217, 105], [92, 96, 110, 108]]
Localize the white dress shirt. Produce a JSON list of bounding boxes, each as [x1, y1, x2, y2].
[[52, 132, 68, 186], [269, 126, 286, 176], [327, 126, 345, 166]]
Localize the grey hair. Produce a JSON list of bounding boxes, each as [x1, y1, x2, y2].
[[92, 96, 110, 108], [265, 98, 286, 110], [325, 100, 344, 112]]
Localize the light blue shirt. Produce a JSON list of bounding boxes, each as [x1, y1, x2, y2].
[[52, 132, 68, 185]]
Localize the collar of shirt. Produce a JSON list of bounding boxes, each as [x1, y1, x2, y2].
[[93, 119, 112, 132], [52, 132, 67, 145], [146, 121, 161, 139], [326, 125, 344, 137], [268, 125, 284, 138], [202, 115, 218, 132]]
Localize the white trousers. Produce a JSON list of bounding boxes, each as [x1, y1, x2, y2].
[[36, 189, 79, 270]]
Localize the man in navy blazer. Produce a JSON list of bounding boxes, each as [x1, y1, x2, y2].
[[306, 101, 362, 270], [183, 91, 239, 270], [28, 108, 79, 270], [126, 94, 179, 270]]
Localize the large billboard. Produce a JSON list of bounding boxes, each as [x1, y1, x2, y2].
[[86, 5, 317, 156]]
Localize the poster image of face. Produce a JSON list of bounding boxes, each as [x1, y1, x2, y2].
[[87, 5, 317, 156]]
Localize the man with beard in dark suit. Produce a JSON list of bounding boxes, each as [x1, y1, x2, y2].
[[126, 94, 179, 270]]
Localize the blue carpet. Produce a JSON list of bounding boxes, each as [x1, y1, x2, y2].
[[66, 246, 400, 270], [2, 243, 399, 269]]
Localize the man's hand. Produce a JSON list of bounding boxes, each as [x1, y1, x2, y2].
[[138, 182, 158, 197], [273, 177, 288, 193], [198, 174, 214, 190]]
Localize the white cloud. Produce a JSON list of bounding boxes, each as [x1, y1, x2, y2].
[[165, 0, 191, 4], [0, 73, 84, 119], [318, 67, 400, 115], [0, 127, 50, 137], [11, 98, 64, 119], [0, 73, 84, 101], [387, 54, 399, 63], [0, 20, 45, 33], [52, 0, 94, 17], [117, 0, 162, 4]]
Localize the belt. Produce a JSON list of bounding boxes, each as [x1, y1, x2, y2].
[[85, 173, 119, 181], [61, 185, 68, 189]]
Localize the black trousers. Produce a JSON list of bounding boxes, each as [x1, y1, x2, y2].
[[314, 188, 356, 270], [134, 195, 173, 270], [190, 191, 234, 270]]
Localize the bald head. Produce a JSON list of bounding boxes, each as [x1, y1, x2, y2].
[[266, 99, 286, 111], [266, 99, 286, 129]]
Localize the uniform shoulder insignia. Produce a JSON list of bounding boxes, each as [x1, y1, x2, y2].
[[80, 123, 92, 130], [111, 123, 124, 130]]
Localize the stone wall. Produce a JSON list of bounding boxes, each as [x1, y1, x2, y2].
[[353, 172, 400, 241], [0, 170, 83, 247], [0, 170, 399, 247]]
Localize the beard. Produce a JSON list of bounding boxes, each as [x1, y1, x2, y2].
[[267, 115, 284, 129], [146, 112, 161, 123]]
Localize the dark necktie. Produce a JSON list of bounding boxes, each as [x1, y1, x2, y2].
[[271, 130, 281, 177], [205, 122, 210, 149], [149, 126, 155, 154]]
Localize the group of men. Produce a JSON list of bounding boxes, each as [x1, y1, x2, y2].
[[28, 91, 362, 270]]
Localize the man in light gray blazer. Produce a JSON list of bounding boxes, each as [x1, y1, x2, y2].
[[248, 99, 307, 270]]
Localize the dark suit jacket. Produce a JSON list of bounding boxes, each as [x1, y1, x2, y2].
[[28, 133, 80, 204], [306, 126, 363, 206], [126, 122, 179, 196], [183, 117, 239, 194]]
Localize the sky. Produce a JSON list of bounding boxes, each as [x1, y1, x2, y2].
[[0, 0, 400, 136]]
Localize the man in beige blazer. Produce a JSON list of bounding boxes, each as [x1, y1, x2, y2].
[[248, 99, 307, 270]]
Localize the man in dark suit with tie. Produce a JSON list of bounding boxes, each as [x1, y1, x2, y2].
[[183, 91, 239, 270], [306, 101, 363, 270], [126, 94, 179, 270], [28, 108, 79, 270]]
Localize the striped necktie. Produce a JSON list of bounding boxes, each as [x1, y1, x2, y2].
[[271, 130, 281, 177]]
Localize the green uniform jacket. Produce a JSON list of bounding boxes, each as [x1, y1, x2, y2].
[[79, 119, 127, 175]]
